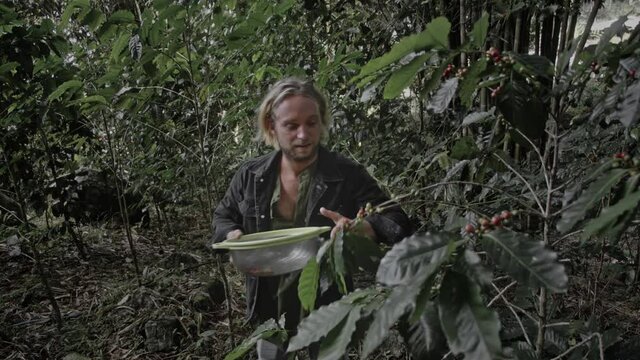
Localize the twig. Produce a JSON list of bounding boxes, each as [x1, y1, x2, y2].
[[491, 283, 533, 347], [487, 281, 517, 307], [492, 153, 545, 214], [549, 332, 604, 360]]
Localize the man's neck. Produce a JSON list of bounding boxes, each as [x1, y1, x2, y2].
[[280, 154, 318, 177]]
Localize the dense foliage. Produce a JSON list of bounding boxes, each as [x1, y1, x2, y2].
[[2, 0, 640, 359]]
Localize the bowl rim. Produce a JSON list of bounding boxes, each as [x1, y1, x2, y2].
[[211, 226, 330, 250]]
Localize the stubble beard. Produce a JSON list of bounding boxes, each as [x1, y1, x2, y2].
[[282, 143, 319, 163]]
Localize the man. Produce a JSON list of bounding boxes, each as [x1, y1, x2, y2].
[[212, 77, 410, 358]]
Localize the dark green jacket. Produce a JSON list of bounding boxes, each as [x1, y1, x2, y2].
[[212, 146, 411, 319]]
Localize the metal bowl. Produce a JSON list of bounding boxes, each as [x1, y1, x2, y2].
[[229, 236, 322, 276]]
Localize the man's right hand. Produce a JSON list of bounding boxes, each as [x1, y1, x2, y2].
[[226, 229, 243, 240]]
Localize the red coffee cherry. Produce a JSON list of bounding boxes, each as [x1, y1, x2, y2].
[[465, 224, 475, 234]]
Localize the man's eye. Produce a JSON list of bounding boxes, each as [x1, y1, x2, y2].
[[286, 125, 297, 131]]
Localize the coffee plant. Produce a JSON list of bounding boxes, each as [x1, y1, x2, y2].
[[2, 0, 640, 359]]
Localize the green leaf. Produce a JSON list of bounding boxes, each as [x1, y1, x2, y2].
[[460, 249, 493, 286], [470, 12, 489, 49], [450, 136, 479, 160], [109, 10, 136, 25], [275, 0, 296, 14], [47, 80, 83, 102], [317, 307, 361, 360], [287, 301, 353, 352], [404, 302, 448, 359], [462, 109, 495, 126], [149, 20, 163, 47], [332, 230, 347, 293], [111, 32, 131, 62], [80, 9, 105, 31], [497, 80, 547, 140], [557, 168, 627, 233], [383, 53, 429, 99], [78, 95, 108, 105], [354, 17, 450, 81], [224, 319, 286, 360], [58, 0, 90, 30], [362, 286, 419, 358], [438, 271, 502, 360], [613, 81, 640, 127], [459, 57, 487, 108], [582, 189, 640, 239], [376, 232, 454, 286], [511, 53, 554, 79], [0, 61, 19, 75], [604, 174, 640, 242], [596, 15, 627, 56], [343, 232, 383, 272], [298, 259, 320, 312], [482, 228, 568, 293], [426, 77, 458, 113], [420, 61, 448, 97], [408, 275, 435, 322]]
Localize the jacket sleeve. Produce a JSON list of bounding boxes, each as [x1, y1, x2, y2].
[[211, 166, 246, 245], [351, 165, 412, 244]]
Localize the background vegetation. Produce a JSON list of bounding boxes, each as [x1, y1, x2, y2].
[[1, 0, 640, 359]]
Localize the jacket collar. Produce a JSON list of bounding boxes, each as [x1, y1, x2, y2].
[[251, 146, 344, 182]]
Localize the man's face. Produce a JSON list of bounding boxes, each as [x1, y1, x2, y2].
[[270, 95, 322, 163]]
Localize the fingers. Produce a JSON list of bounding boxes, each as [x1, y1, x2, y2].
[[226, 229, 243, 240], [320, 207, 352, 240], [320, 207, 346, 223]]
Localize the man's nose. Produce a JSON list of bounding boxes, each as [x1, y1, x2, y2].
[[296, 126, 309, 139]]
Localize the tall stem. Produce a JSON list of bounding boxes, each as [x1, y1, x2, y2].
[[572, 0, 602, 67], [37, 125, 87, 259], [1, 144, 63, 330], [459, 0, 466, 66], [101, 112, 141, 280]]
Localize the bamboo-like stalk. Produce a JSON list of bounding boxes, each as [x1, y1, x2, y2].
[[459, 0, 466, 66], [100, 112, 141, 281], [565, 0, 580, 50], [572, 0, 602, 67], [37, 124, 87, 259], [1, 144, 63, 331]]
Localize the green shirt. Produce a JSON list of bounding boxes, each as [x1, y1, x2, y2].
[[270, 162, 316, 230]]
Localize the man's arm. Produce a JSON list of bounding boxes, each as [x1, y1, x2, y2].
[[320, 164, 411, 244], [351, 165, 411, 244], [211, 167, 246, 245]]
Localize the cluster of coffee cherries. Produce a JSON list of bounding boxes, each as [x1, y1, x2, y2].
[[612, 152, 640, 172], [442, 63, 470, 79], [485, 47, 513, 66], [465, 210, 514, 234]]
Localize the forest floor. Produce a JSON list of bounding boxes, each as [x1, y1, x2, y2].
[[1, 211, 640, 359], [0, 213, 406, 359]]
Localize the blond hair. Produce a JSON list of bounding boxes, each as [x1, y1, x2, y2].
[[257, 77, 331, 148]]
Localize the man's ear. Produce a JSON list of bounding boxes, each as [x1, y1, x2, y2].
[[267, 117, 275, 133]]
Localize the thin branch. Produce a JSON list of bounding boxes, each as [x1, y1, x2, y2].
[[490, 282, 533, 347], [492, 154, 546, 214], [127, 86, 195, 104], [488, 281, 517, 307], [377, 180, 540, 215], [550, 332, 604, 360], [512, 127, 550, 191]]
